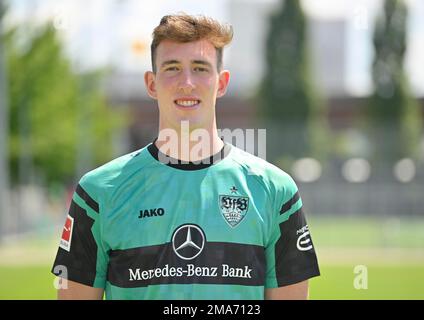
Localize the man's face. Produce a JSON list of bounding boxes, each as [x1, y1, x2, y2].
[[144, 39, 230, 131]]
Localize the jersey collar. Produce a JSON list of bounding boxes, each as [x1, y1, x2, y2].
[[147, 139, 231, 171]]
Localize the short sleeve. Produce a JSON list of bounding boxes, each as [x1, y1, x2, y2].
[[51, 179, 108, 288], [265, 175, 320, 288]]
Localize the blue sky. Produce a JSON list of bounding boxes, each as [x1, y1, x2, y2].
[[5, 0, 424, 96]]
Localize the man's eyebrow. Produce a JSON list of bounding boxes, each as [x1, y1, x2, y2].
[[192, 60, 213, 68], [160, 59, 213, 69], [160, 60, 180, 68]]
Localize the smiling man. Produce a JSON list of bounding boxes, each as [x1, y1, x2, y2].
[[51, 13, 320, 300], [146, 37, 229, 161]]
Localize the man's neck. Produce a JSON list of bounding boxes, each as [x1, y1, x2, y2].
[[155, 124, 224, 162]]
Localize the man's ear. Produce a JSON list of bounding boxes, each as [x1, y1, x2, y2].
[[217, 70, 230, 98], [144, 71, 158, 99]]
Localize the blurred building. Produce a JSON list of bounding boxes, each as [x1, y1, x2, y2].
[[308, 18, 347, 97], [226, 0, 349, 97]]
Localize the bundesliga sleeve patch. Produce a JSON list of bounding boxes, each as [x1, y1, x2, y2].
[[59, 214, 74, 252]]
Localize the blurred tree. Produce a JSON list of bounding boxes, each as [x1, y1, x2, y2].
[[0, 0, 10, 238], [4, 24, 122, 186], [257, 0, 328, 167], [367, 0, 422, 163]]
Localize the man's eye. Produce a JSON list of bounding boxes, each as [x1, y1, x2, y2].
[[194, 67, 208, 72], [165, 67, 179, 71]]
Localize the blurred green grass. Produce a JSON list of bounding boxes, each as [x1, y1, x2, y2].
[[1, 264, 423, 300], [310, 265, 424, 299], [308, 215, 424, 248], [0, 266, 56, 299], [0, 215, 423, 300]]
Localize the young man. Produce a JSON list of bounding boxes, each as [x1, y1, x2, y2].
[[52, 14, 320, 300]]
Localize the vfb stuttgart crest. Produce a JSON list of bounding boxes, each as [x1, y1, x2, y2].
[[219, 195, 249, 228]]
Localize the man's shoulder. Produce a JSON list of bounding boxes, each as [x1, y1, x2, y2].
[[228, 145, 299, 201], [78, 145, 151, 190], [229, 144, 293, 181]]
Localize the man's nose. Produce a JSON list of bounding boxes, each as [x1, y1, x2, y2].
[[178, 71, 195, 93]]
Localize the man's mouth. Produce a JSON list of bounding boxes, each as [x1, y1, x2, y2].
[[174, 99, 201, 108]]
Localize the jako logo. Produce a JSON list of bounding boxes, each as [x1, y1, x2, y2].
[[138, 208, 165, 218]]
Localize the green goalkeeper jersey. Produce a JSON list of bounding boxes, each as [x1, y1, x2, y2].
[[52, 141, 320, 299]]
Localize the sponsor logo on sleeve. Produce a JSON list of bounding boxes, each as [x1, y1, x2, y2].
[[59, 215, 74, 252], [296, 225, 313, 251]]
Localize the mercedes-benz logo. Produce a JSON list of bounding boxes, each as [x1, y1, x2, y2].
[[172, 224, 206, 260]]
